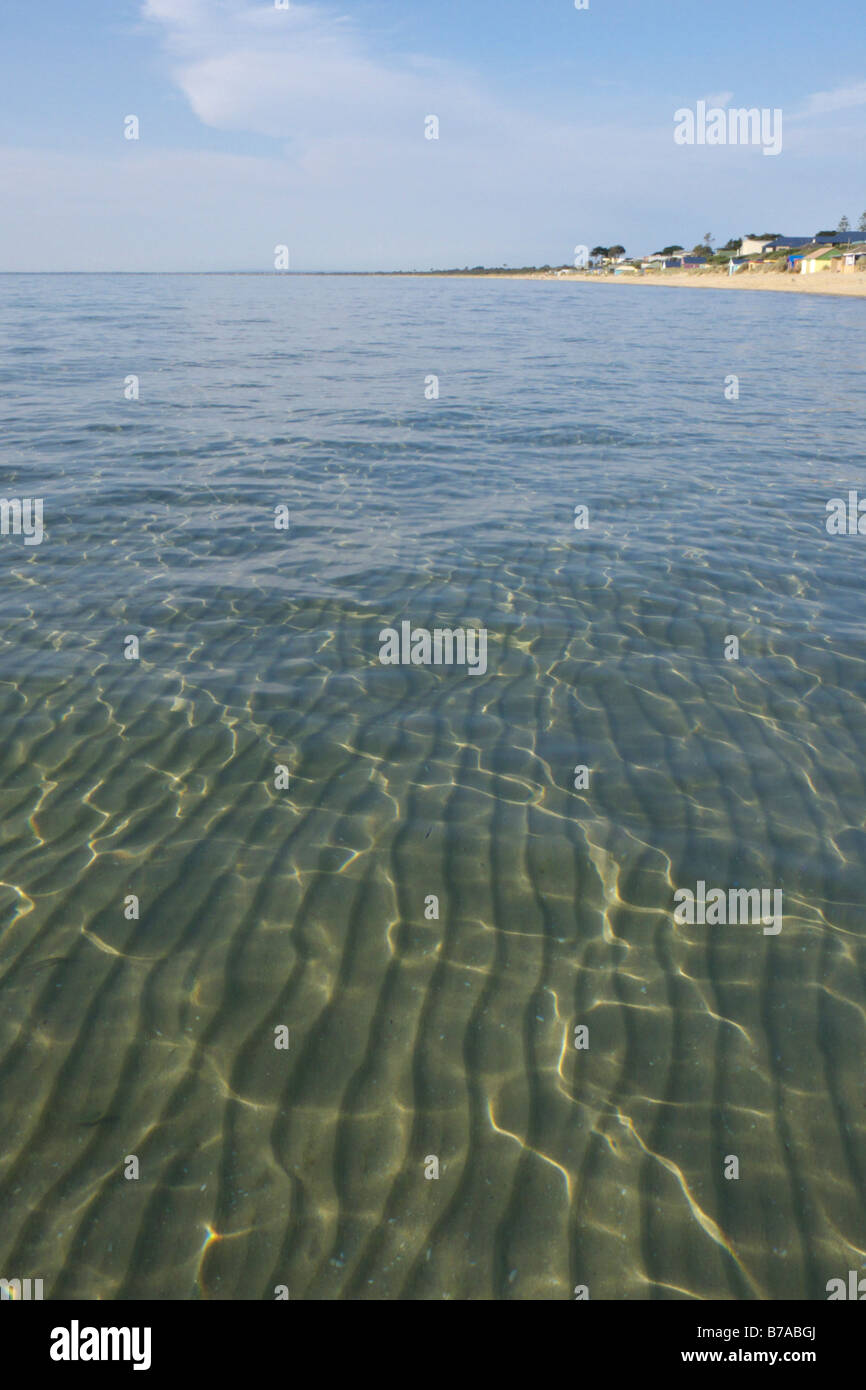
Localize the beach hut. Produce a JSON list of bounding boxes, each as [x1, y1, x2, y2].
[[840, 246, 866, 272], [800, 248, 839, 274]]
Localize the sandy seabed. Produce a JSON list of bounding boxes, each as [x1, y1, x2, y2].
[[3, 273, 865, 1303]]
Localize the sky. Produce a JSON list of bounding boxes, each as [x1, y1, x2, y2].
[[0, 0, 864, 271]]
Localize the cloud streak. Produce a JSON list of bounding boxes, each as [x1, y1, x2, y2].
[[799, 81, 866, 116], [142, 0, 454, 141]]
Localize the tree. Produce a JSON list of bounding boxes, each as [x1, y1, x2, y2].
[[722, 238, 742, 251], [839, 215, 850, 232], [608, 244, 626, 258], [859, 211, 866, 233], [658, 245, 684, 256], [590, 246, 609, 258]]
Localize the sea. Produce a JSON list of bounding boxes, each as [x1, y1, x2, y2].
[[0, 272, 864, 1299]]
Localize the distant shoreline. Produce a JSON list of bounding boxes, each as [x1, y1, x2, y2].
[[2, 270, 864, 296], [401, 270, 866, 298]]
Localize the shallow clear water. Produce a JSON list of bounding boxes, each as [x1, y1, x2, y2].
[[0, 273, 864, 1299]]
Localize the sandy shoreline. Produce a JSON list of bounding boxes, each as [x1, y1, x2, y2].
[[415, 270, 866, 298]]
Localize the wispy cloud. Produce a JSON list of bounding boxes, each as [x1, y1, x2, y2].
[[799, 81, 866, 116], [141, 0, 460, 142]]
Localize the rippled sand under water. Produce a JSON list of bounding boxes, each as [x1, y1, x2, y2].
[[0, 275, 864, 1299]]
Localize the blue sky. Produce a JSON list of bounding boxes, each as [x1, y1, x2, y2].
[[1, 0, 864, 270]]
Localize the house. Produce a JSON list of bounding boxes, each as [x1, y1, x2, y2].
[[642, 252, 687, 267], [799, 231, 862, 250], [817, 232, 861, 247], [767, 236, 815, 251], [740, 235, 778, 256], [740, 230, 860, 258], [651, 256, 706, 269]]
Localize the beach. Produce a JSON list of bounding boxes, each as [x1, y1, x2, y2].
[[420, 270, 866, 297]]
